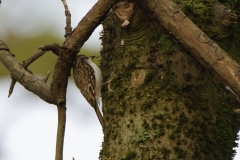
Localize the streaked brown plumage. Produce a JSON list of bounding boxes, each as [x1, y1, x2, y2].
[[73, 55, 104, 126]]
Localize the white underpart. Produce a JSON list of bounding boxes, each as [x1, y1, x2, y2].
[[86, 58, 103, 106]]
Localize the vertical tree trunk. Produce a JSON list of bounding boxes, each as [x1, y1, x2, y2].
[[100, 1, 240, 160]]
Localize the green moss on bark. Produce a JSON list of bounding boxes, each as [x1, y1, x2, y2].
[[100, 1, 240, 160]]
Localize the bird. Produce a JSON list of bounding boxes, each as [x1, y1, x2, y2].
[[73, 55, 104, 126]]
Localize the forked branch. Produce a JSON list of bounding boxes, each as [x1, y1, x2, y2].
[[0, 41, 55, 103], [0, 0, 118, 159]]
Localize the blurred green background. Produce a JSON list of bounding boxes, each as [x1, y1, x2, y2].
[[0, 0, 103, 160], [0, 32, 100, 78], [0, 0, 101, 78], [0, 0, 240, 160]]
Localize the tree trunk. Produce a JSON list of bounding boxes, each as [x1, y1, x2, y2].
[[100, 1, 240, 160]]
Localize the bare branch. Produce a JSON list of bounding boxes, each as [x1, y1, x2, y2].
[[0, 41, 55, 104], [50, 0, 119, 104], [7, 45, 49, 97], [7, 44, 49, 97], [0, 40, 15, 56], [38, 43, 61, 56], [61, 0, 72, 37], [61, 0, 119, 52], [8, 77, 16, 97], [1, 1, 119, 159], [50, 1, 119, 157], [23, 49, 47, 68], [55, 104, 66, 160], [41, 71, 51, 83]]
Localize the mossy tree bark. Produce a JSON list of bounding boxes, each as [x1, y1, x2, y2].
[[100, 1, 240, 160]]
